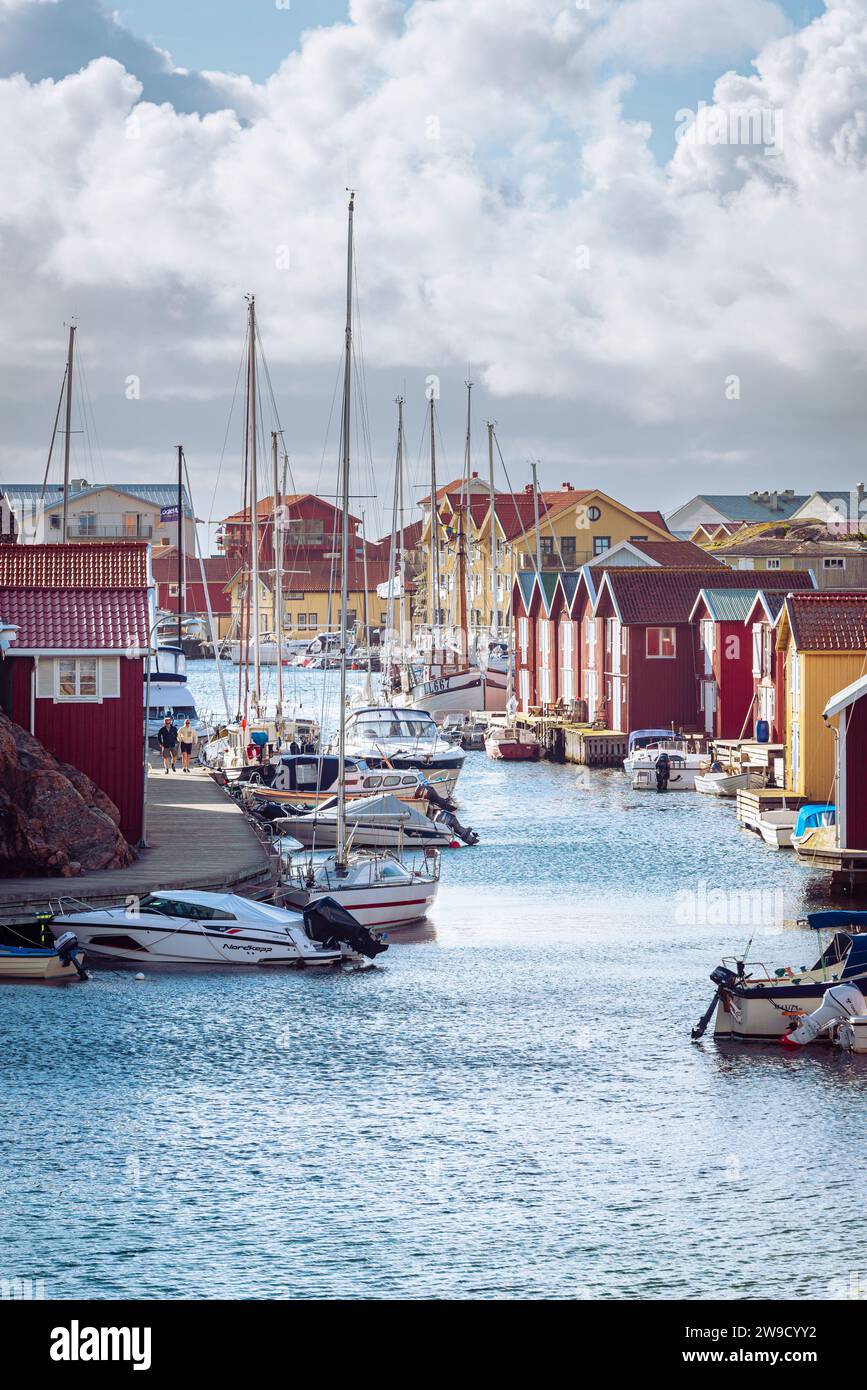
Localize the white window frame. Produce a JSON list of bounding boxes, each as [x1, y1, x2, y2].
[[518, 615, 529, 659], [823, 557, 846, 570], [646, 626, 676, 659], [766, 558, 781, 570], [751, 624, 762, 678], [52, 656, 119, 704]]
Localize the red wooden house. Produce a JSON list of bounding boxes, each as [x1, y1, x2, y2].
[[743, 589, 789, 743], [589, 568, 814, 734], [219, 493, 367, 573], [823, 674, 867, 853], [0, 543, 152, 841], [152, 551, 232, 637]]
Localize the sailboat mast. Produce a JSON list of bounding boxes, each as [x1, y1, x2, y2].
[[176, 444, 184, 634], [247, 297, 261, 705], [429, 394, 439, 646], [272, 431, 283, 714], [457, 378, 473, 662], [386, 399, 401, 657], [487, 421, 498, 641], [531, 459, 542, 573], [336, 191, 355, 868], [61, 322, 76, 543], [398, 399, 406, 647]]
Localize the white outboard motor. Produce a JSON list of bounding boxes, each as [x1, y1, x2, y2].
[[782, 983, 867, 1047]]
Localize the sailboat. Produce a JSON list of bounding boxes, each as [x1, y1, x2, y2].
[[485, 609, 540, 761], [392, 382, 506, 721], [279, 193, 441, 930]]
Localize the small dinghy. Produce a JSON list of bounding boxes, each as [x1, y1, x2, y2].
[[791, 803, 836, 855], [691, 910, 867, 1042], [484, 725, 541, 761], [694, 768, 762, 797], [0, 922, 87, 983], [756, 809, 799, 849]]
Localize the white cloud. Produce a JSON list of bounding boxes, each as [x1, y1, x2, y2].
[[0, 0, 865, 523]]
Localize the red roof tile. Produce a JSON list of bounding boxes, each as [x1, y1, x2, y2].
[[599, 567, 814, 625], [0, 542, 149, 589], [152, 551, 231, 583], [785, 592, 867, 651], [636, 510, 669, 532], [631, 540, 724, 567], [0, 587, 151, 650]]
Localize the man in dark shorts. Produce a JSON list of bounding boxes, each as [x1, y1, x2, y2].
[[158, 715, 178, 773]]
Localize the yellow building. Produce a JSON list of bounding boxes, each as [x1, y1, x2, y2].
[[777, 592, 867, 800], [421, 485, 674, 636], [225, 556, 409, 644]]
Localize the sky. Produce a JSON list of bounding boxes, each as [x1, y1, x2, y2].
[[0, 0, 862, 548]]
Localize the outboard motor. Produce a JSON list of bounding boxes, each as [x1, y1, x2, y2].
[[53, 930, 88, 982], [655, 752, 671, 793], [420, 778, 457, 814], [435, 809, 479, 846], [303, 896, 388, 960], [781, 983, 867, 1046]]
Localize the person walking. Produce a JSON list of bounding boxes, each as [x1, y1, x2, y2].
[[158, 715, 178, 773], [178, 717, 197, 772]]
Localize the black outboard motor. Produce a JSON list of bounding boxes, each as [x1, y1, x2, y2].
[[655, 751, 671, 793], [435, 809, 480, 846], [53, 929, 89, 982], [303, 896, 388, 959], [419, 777, 457, 813]]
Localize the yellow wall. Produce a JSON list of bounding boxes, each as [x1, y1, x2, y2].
[[444, 492, 672, 631], [785, 648, 865, 800], [229, 580, 402, 639]]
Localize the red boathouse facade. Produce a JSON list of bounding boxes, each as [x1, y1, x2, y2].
[[0, 543, 152, 842]]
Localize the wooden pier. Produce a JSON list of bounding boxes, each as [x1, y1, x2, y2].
[[736, 788, 808, 831], [0, 759, 273, 921]]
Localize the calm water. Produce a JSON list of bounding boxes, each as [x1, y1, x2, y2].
[[1, 662, 863, 1300]]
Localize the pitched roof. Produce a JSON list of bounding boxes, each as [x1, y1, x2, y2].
[[693, 588, 764, 623], [597, 567, 814, 625], [784, 592, 867, 652], [0, 542, 150, 589], [635, 510, 669, 532], [152, 551, 231, 584], [419, 476, 493, 506], [0, 588, 151, 650], [707, 519, 867, 556], [744, 589, 788, 625], [625, 539, 724, 568], [1, 481, 193, 518], [221, 493, 361, 527], [680, 493, 810, 523]]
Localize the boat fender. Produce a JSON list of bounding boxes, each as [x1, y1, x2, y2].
[[781, 983, 867, 1047]]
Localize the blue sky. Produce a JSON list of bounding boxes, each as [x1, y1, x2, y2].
[[119, 0, 828, 163]]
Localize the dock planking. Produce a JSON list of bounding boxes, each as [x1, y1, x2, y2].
[[0, 759, 272, 918]]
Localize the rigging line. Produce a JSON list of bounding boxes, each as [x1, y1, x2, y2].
[[312, 347, 346, 501], [75, 347, 104, 483], [207, 326, 247, 529], [39, 365, 68, 503], [493, 429, 540, 579]]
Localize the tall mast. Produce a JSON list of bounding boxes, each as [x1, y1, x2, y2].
[[457, 377, 473, 662], [398, 398, 406, 647], [336, 191, 355, 868], [487, 421, 498, 641], [176, 444, 184, 635], [247, 296, 261, 705], [361, 510, 371, 675], [429, 394, 439, 646], [61, 322, 76, 543], [272, 431, 284, 715], [386, 399, 401, 658], [531, 459, 542, 573]]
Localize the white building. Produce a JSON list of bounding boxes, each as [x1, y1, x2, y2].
[[0, 480, 196, 550]]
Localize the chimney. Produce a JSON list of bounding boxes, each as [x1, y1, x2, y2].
[[70, 478, 89, 492], [471, 471, 478, 479], [524, 483, 533, 494], [561, 482, 574, 492], [769, 491, 779, 511]]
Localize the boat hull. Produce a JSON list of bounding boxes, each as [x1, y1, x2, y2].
[[280, 880, 438, 929], [713, 981, 866, 1040], [485, 735, 540, 761], [54, 920, 342, 967], [275, 818, 451, 850], [695, 772, 761, 797], [0, 946, 84, 981], [394, 669, 505, 720]]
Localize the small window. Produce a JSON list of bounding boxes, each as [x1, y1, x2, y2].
[[646, 627, 676, 659], [169, 582, 179, 597], [765, 559, 781, 570], [56, 657, 99, 700], [308, 613, 318, 626], [823, 557, 846, 570], [50, 515, 60, 530], [593, 536, 611, 556], [588, 505, 602, 522], [629, 535, 647, 543]]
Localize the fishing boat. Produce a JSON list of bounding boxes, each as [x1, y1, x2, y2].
[[237, 753, 455, 814], [791, 803, 836, 856], [340, 705, 464, 790], [277, 850, 440, 931], [271, 792, 458, 850], [0, 924, 87, 982], [691, 911, 867, 1042], [441, 713, 489, 751], [484, 723, 541, 761], [49, 892, 384, 966], [622, 730, 703, 790], [756, 808, 799, 849], [694, 768, 762, 797]]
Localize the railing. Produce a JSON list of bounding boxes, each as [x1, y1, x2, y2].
[[66, 524, 155, 539]]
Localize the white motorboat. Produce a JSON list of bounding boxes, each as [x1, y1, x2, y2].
[[340, 705, 465, 790], [227, 636, 310, 666], [237, 753, 455, 814], [277, 850, 440, 930], [392, 663, 505, 720], [694, 770, 762, 797], [756, 809, 799, 848], [692, 911, 867, 1042], [145, 645, 208, 740], [273, 792, 460, 850], [49, 891, 385, 966], [623, 729, 704, 790]]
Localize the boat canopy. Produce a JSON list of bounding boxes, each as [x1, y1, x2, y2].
[[805, 910, 867, 932], [794, 804, 836, 838], [627, 729, 678, 753]]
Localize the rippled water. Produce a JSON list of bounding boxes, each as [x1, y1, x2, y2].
[[1, 662, 863, 1300]]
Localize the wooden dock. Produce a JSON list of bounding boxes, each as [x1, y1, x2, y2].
[[0, 760, 273, 920], [737, 787, 808, 831]]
